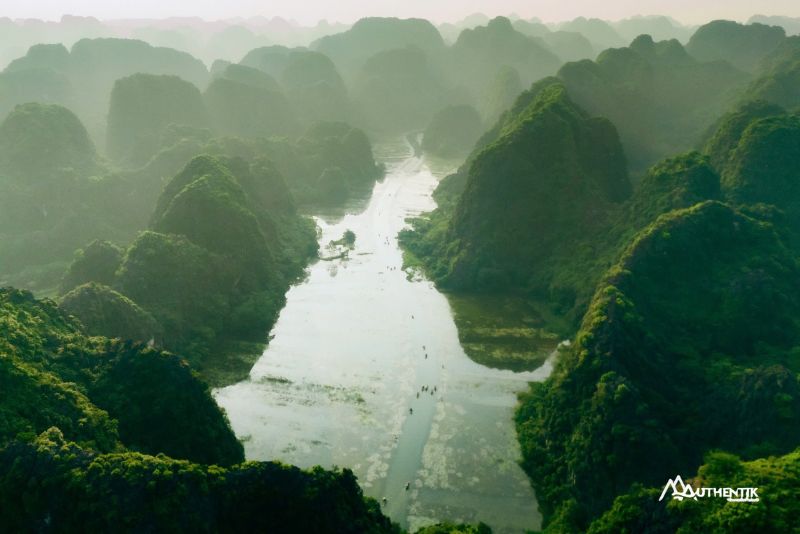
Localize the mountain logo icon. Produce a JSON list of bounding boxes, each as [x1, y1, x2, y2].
[[657, 475, 759, 503], [659, 475, 697, 501]]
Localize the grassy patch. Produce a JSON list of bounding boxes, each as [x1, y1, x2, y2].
[[446, 293, 570, 372]]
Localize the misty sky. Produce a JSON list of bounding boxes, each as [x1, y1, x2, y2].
[[4, 0, 800, 25]]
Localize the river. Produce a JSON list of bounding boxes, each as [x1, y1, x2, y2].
[[214, 139, 553, 533]]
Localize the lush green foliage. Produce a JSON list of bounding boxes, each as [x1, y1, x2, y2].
[[84, 342, 245, 465], [54, 155, 317, 382], [0, 352, 119, 453], [447, 81, 628, 284], [706, 101, 800, 250], [0, 287, 243, 465], [0, 52, 74, 119], [404, 82, 762, 326], [0, 428, 398, 533], [215, 63, 283, 92], [114, 231, 231, 353], [402, 67, 800, 531], [703, 100, 785, 172], [8, 15, 800, 533], [212, 122, 384, 205], [719, 112, 800, 208], [516, 202, 800, 531], [587, 449, 800, 533], [622, 151, 721, 230], [60, 239, 123, 294], [0, 102, 98, 181], [0, 105, 120, 292], [402, 80, 631, 320], [0, 97, 378, 292], [745, 36, 800, 109], [151, 157, 276, 291], [60, 282, 160, 342]]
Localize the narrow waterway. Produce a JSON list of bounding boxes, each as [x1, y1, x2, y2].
[[214, 139, 554, 533]]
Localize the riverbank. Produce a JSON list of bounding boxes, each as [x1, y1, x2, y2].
[[214, 139, 549, 533]]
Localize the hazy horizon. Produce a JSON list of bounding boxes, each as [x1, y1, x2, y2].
[[4, 0, 800, 26]]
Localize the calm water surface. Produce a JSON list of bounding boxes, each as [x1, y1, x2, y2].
[[214, 140, 554, 533]]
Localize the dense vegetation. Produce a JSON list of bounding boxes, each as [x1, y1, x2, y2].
[[59, 239, 124, 293], [0, 287, 243, 464], [201, 122, 384, 205], [402, 79, 632, 321], [6, 11, 800, 533], [0, 103, 121, 292], [0, 69, 381, 293], [744, 36, 800, 109], [587, 449, 800, 532], [400, 19, 800, 532], [60, 282, 161, 342], [0, 281, 406, 532], [60, 155, 317, 383], [411, 141, 800, 532], [0, 101, 99, 180], [0, 428, 397, 533], [402, 17, 800, 316], [516, 201, 800, 531]]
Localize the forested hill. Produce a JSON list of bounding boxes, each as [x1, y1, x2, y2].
[[0, 286, 243, 464], [402, 78, 630, 318], [4, 11, 800, 534], [57, 154, 318, 385], [0, 429, 397, 533], [403, 21, 800, 324], [401, 19, 800, 533], [0, 286, 401, 531], [517, 201, 800, 531]]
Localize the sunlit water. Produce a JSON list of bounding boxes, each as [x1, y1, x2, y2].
[[214, 140, 553, 533]]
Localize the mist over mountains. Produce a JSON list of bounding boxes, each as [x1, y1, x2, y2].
[[2, 6, 800, 533]]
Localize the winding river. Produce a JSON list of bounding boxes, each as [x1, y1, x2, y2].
[[214, 140, 552, 533]]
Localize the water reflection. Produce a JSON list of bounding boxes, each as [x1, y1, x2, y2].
[[214, 140, 549, 533]]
